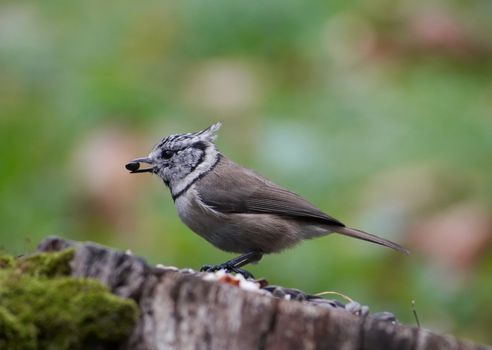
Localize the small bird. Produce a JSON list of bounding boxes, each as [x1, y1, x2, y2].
[[126, 122, 407, 277]]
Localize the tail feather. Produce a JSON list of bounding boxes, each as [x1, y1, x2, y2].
[[336, 226, 409, 254]]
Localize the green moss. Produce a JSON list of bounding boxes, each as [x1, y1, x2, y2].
[[16, 248, 75, 278], [0, 255, 14, 269], [0, 249, 138, 349], [0, 307, 36, 350]]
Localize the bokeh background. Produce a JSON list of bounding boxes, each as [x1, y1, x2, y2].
[[1, 0, 492, 344]]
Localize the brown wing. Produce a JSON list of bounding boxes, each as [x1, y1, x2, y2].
[[196, 156, 345, 227]]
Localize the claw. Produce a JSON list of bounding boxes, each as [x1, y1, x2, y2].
[[231, 267, 254, 279], [200, 252, 261, 279], [200, 264, 214, 272], [200, 263, 255, 279]]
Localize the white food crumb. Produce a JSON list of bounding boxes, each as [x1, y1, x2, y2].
[[239, 279, 260, 291]]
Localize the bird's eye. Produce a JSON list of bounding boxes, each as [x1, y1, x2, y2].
[[161, 150, 174, 159]]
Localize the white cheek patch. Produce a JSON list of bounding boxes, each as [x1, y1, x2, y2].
[[171, 146, 219, 198]]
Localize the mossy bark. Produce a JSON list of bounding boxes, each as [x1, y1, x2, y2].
[[0, 248, 138, 349], [1, 237, 490, 350]]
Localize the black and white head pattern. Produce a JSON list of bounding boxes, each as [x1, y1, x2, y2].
[[148, 122, 222, 199]]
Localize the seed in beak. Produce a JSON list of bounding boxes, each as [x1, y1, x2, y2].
[[125, 162, 140, 171]]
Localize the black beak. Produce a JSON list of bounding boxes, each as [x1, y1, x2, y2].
[[125, 157, 155, 174]]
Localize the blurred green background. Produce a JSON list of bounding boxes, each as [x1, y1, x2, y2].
[[1, 0, 492, 344]]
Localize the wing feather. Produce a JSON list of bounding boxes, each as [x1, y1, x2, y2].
[[196, 156, 344, 226]]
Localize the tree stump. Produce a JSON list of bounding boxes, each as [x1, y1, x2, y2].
[[36, 236, 489, 350]]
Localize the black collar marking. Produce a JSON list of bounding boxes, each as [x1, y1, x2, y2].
[[172, 154, 222, 201]]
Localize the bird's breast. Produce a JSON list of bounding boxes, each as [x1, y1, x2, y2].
[[174, 187, 225, 239]]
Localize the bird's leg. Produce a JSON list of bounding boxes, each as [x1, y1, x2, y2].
[[200, 252, 263, 279]]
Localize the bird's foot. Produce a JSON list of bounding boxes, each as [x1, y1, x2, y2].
[[200, 264, 255, 279]]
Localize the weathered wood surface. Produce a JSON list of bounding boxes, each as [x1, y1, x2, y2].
[[37, 237, 490, 350]]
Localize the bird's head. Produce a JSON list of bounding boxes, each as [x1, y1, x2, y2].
[[126, 122, 222, 190]]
